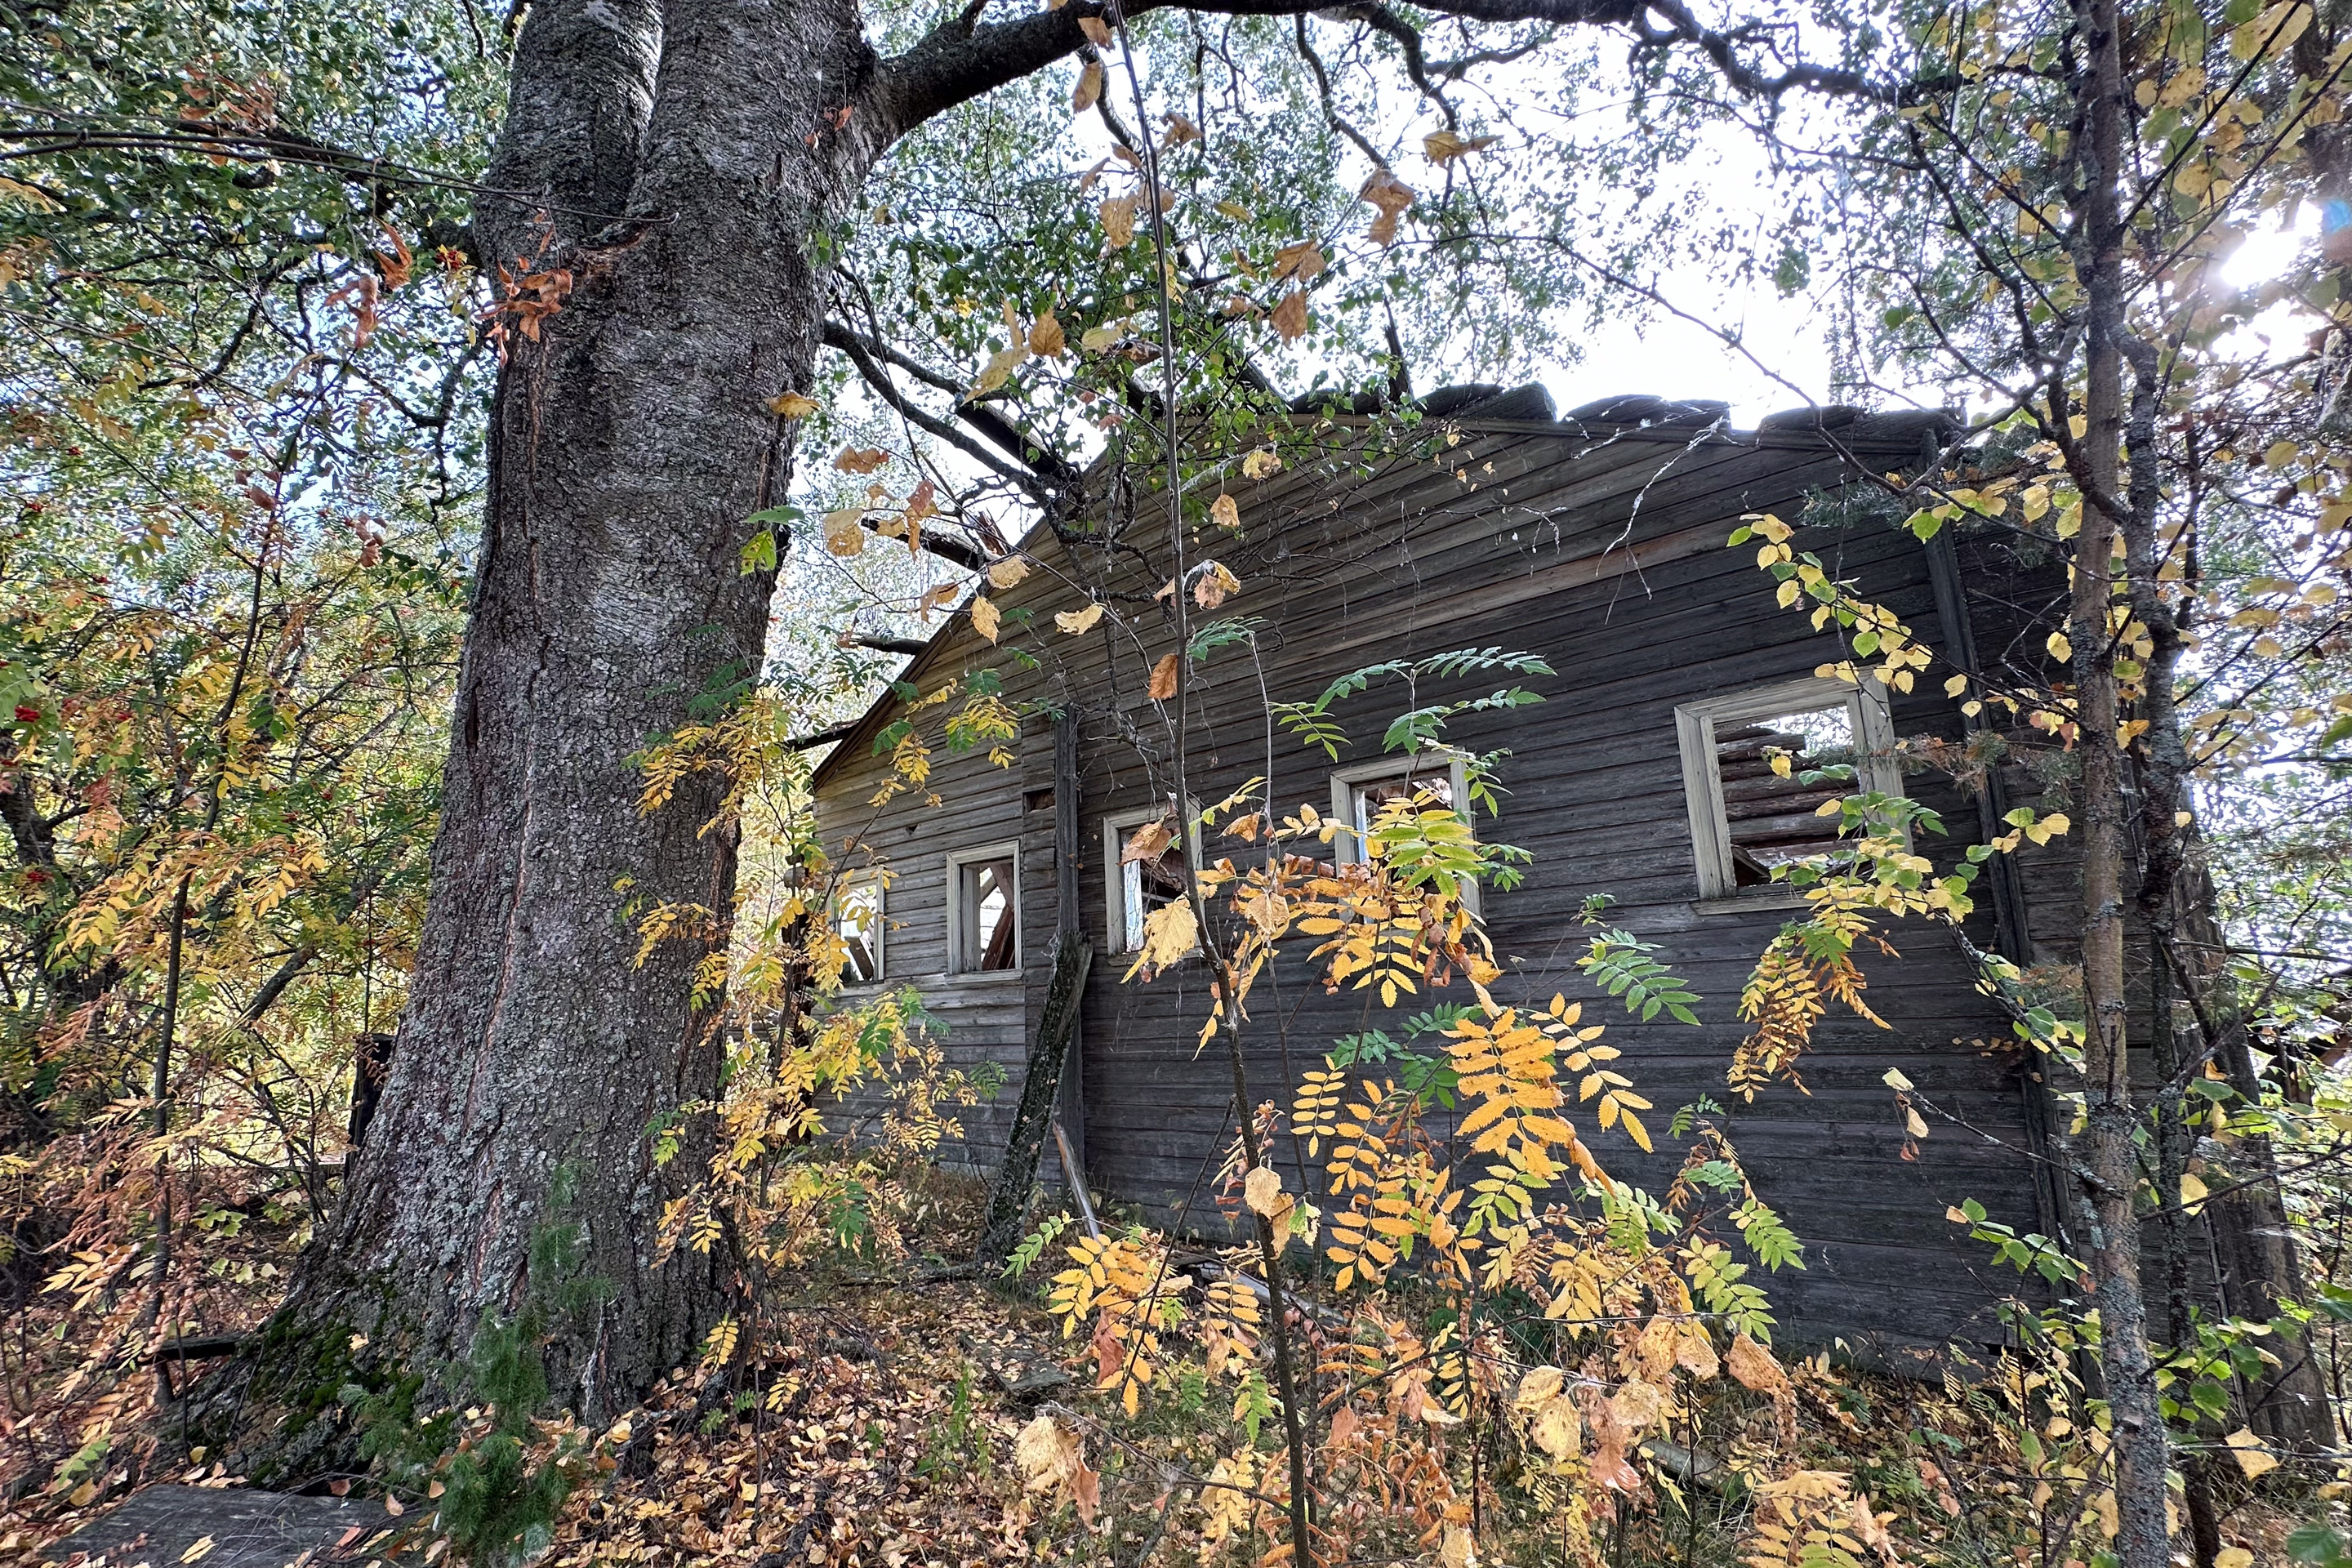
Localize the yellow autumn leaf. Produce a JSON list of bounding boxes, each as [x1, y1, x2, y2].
[[1194, 561, 1240, 609], [1148, 652, 1178, 700], [1360, 169, 1415, 245], [1242, 1164, 1284, 1216], [822, 507, 868, 557], [987, 555, 1031, 590], [1029, 310, 1066, 357], [1726, 1333, 1787, 1395], [181, 1538, 216, 1563], [1271, 240, 1325, 282], [2224, 1427, 2278, 1478], [2047, 630, 2073, 662], [1056, 603, 1105, 635], [1423, 129, 1500, 162], [2180, 1170, 2209, 1210], [1072, 60, 1102, 110], [2216, 1548, 2254, 1568], [766, 390, 819, 418], [1126, 898, 1197, 973], [1209, 493, 1240, 529], [1271, 288, 1307, 341], [1240, 447, 1281, 479], [1077, 14, 1111, 45], [971, 595, 1001, 644], [1531, 1395, 1580, 1460], [1904, 1107, 1930, 1138], [1100, 195, 1138, 248], [972, 343, 1028, 395], [1513, 1366, 1566, 1412]]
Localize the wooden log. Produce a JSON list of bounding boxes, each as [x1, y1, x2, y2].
[[974, 931, 1094, 1267]]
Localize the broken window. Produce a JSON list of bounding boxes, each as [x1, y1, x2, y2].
[[1105, 806, 1198, 954], [1326, 750, 1481, 915], [950, 845, 1020, 972], [1675, 678, 1900, 900], [831, 875, 883, 985]]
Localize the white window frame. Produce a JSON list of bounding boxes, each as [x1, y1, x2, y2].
[[830, 871, 885, 987], [1675, 675, 1901, 902], [946, 841, 1022, 975], [1104, 803, 1204, 956], [1328, 748, 1481, 916]]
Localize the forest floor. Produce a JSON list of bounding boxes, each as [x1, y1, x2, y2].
[[0, 1175, 2315, 1568]]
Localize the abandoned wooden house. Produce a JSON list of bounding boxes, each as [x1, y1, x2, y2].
[[808, 385, 2082, 1362]]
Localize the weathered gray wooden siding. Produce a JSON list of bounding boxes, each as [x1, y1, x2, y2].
[[813, 415, 2058, 1358], [816, 694, 1034, 1174]]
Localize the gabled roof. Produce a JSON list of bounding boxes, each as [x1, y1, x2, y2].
[[807, 390, 1958, 792]]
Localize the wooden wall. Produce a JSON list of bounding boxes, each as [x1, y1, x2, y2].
[[813, 411, 2065, 1361]]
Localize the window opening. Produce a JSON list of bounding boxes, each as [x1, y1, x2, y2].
[[954, 852, 1020, 972], [1107, 809, 1196, 955], [831, 875, 883, 984]]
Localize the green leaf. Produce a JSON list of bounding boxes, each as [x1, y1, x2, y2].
[[2287, 1523, 2350, 1566]]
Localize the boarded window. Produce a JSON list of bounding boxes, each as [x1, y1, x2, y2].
[[1676, 678, 1900, 901], [831, 875, 883, 984], [1713, 705, 1858, 886], [953, 852, 1019, 972]]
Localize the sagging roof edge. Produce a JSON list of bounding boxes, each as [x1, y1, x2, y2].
[[805, 398, 1962, 794]]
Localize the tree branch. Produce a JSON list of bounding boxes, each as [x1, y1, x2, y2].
[[870, 0, 1904, 141]]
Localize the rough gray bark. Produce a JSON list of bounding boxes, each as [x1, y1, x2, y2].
[[234, 0, 911, 1446], [207, 0, 1874, 1464]]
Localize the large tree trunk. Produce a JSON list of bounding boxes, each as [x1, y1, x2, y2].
[[216, 0, 900, 1468]]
